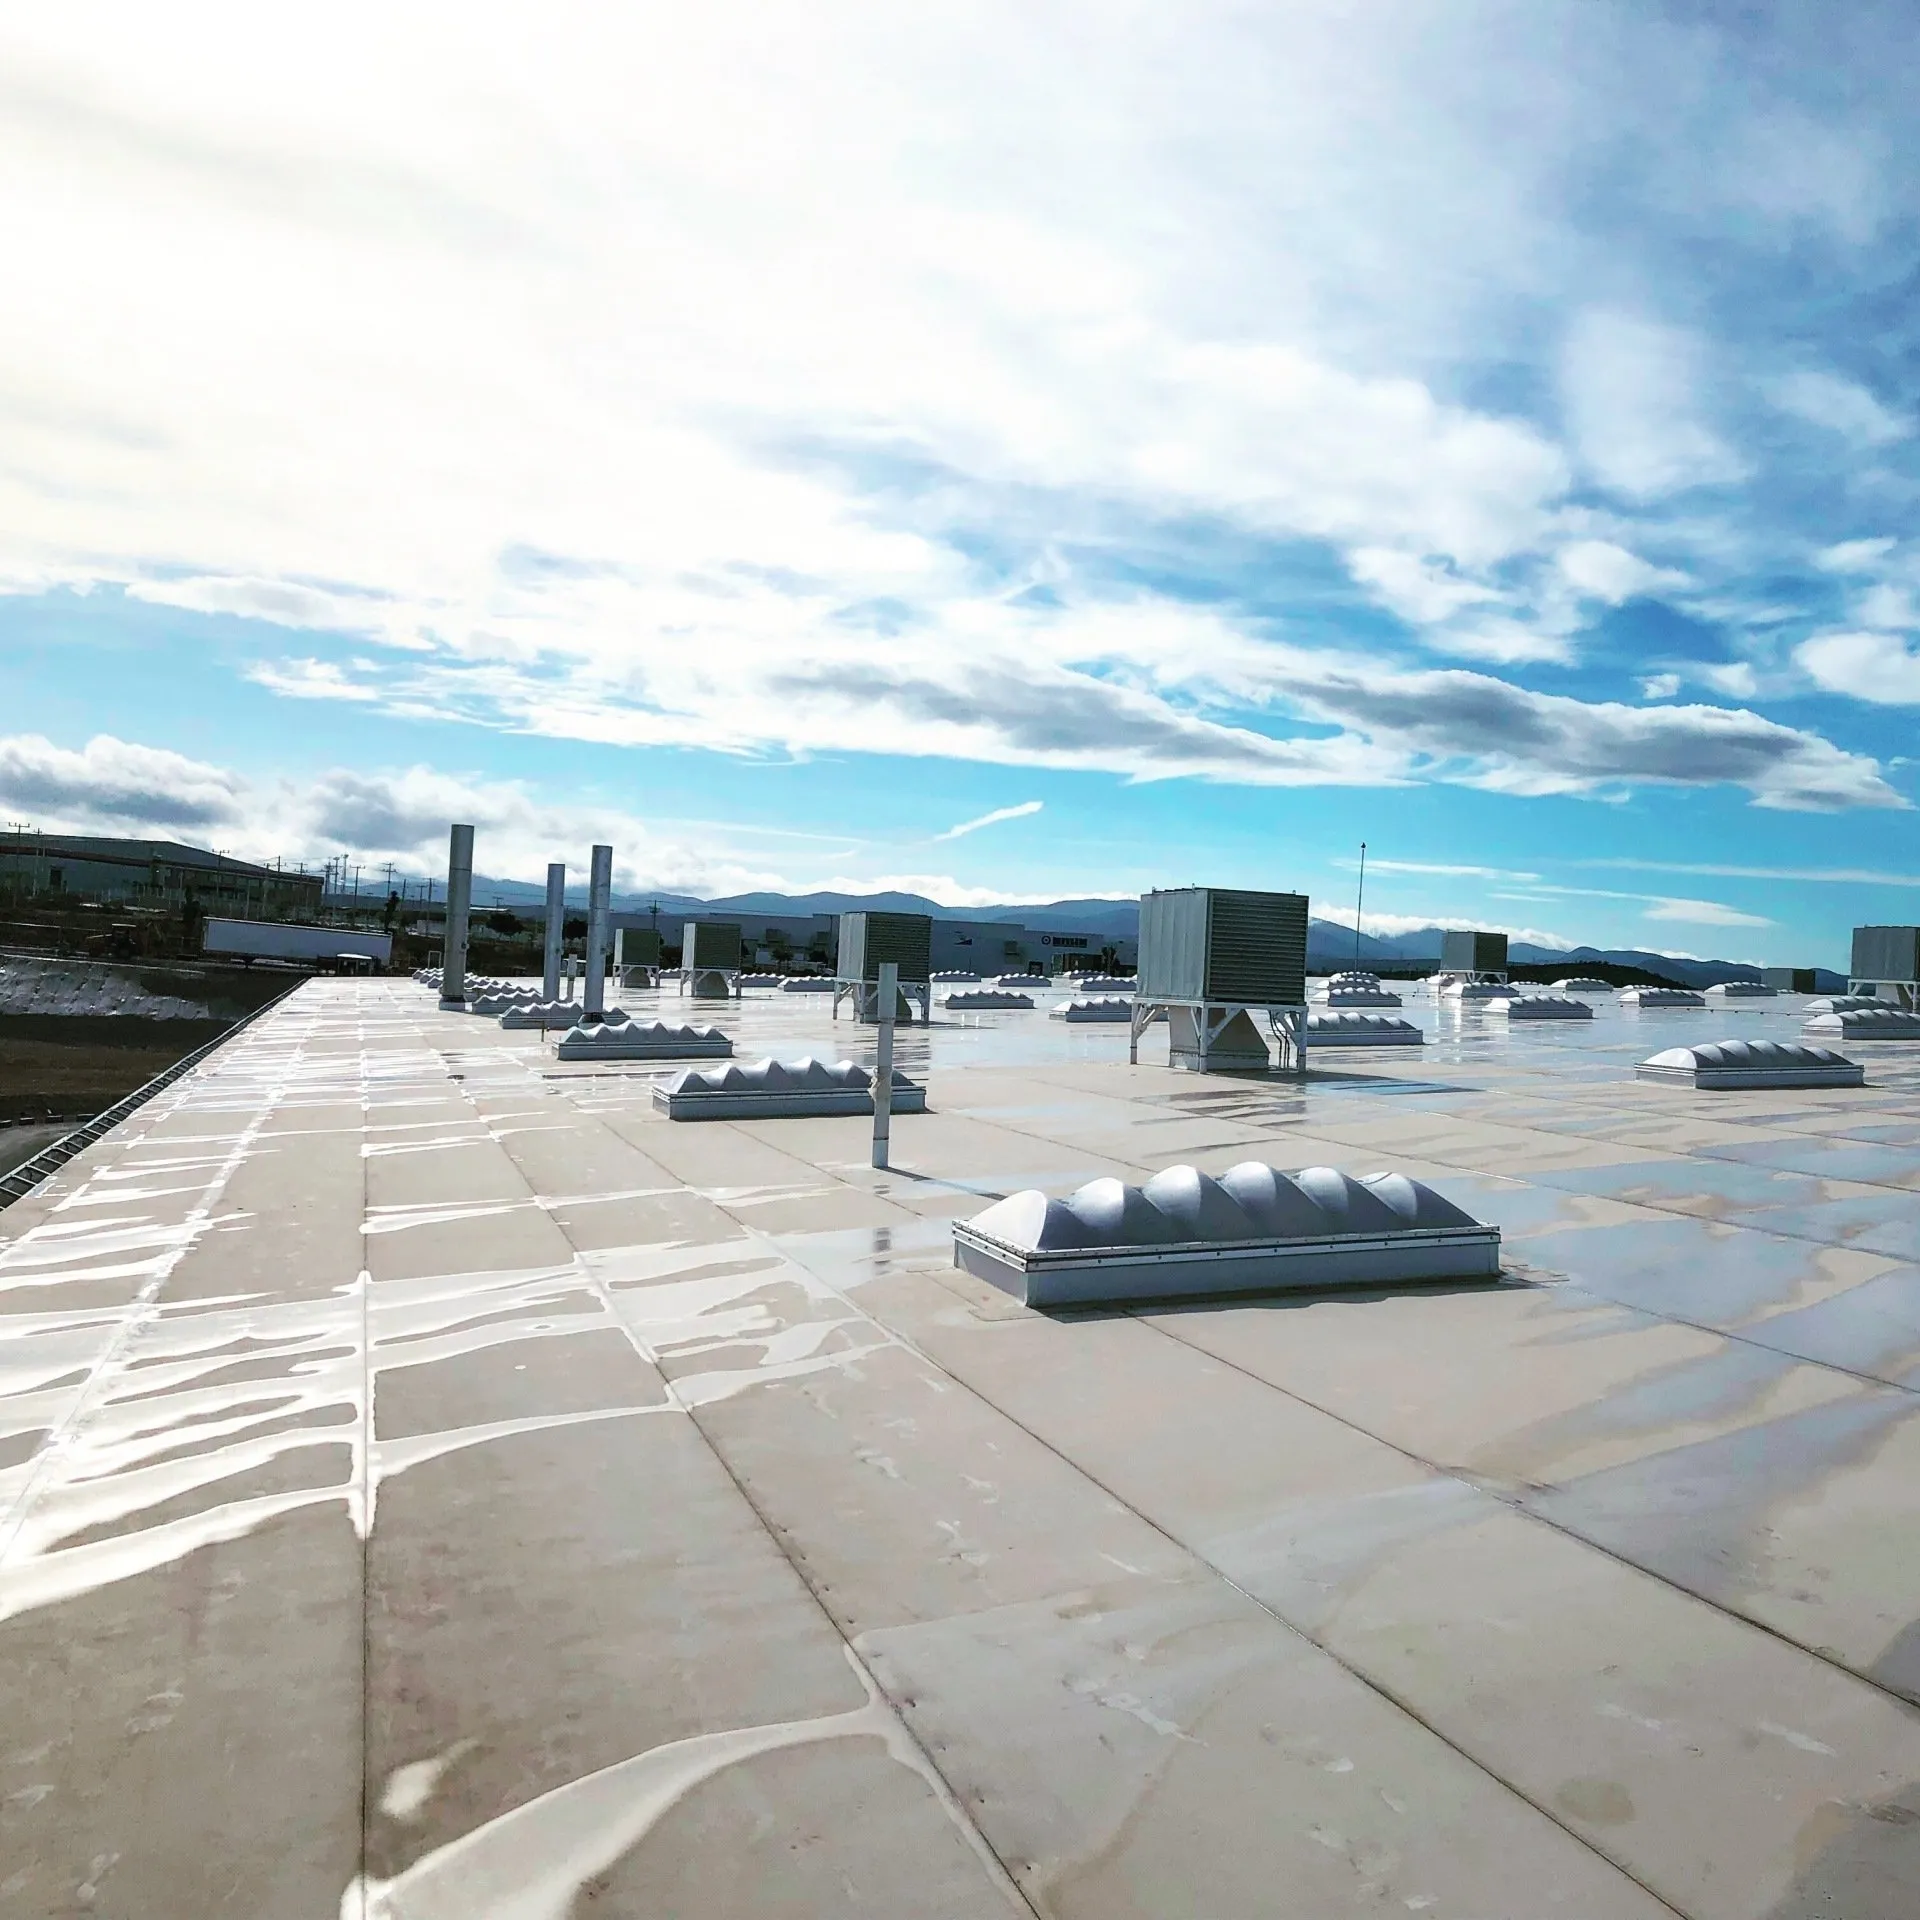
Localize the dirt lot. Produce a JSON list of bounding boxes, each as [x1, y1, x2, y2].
[[0, 1017, 228, 1125]]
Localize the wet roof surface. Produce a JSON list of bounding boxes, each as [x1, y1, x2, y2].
[[6, 976, 1920, 1915]]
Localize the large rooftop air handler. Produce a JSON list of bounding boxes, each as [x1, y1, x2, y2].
[[1134, 887, 1310, 1073], [1851, 928, 1920, 1007], [683, 921, 742, 970], [1138, 888, 1308, 1004], [1440, 929, 1508, 975], [839, 910, 933, 982], [835, 911, 933, 1022], [680, 919, 742, 1003]]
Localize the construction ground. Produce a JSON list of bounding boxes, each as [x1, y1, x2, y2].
[[5, 975, 1920, 1917]]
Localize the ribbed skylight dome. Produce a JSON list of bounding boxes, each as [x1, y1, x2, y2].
[[1620, 986, 1705, 1006], [953, 1161, 1499, 1306], [655, 1054, 925, 1118], [556, 1019, 732, 1060], [944, 989, 1034, 1009], [1314, 984, 1404, 1007], [1804, 1007, 1920, 1040], [1305, 1011, 1423, 1045], [1050, 997, 1135, 1022], [1489, 995, 1593, 1020], [1639, 1039, 1864, 1088]]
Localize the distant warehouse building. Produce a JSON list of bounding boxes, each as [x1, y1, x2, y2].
[[0, 834, 324, 921]]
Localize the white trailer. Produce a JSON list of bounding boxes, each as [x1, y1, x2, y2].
[[202, 918, 392, 967]]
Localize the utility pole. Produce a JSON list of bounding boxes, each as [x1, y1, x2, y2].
[[1353, 841, 1367, 967]]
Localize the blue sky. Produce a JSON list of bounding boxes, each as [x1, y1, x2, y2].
[[5, 3, 1920, 963]]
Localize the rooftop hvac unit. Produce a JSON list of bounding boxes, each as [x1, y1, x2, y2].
[[682, 921, 742, 970], [619, 928, 663, 966], [838, 911, 933, 984], [1137, 888, 1308, 1005], [1763, 968, 1818, 993], [1440, 929, 1508, 974], [1851, 927, 1920, 985]]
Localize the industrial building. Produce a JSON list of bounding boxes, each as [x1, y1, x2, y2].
[[0, 832, 324, 919]]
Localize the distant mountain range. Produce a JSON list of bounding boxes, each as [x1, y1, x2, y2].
[[450, 876, 1839, 990]]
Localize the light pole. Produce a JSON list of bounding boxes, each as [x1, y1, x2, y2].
[[1353, 841, 1367, 967]]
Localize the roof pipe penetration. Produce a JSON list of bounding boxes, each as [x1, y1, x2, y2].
[[439, 822, 475, 1008], [542, 861, 566, 1000], [583, 844, 613, 1021]]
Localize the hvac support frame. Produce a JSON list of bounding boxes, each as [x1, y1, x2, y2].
[[678, 968, 742, 1001], [832, 977, 932, 1024], [1129, 999, 1310, 1075], [1849, 979, 1920, 1010]]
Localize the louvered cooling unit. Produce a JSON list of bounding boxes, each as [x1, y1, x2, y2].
[[838, 911, 933, 983], [1440, 929, 1508, 975], [1137, 888, 1308, 1005], [1134, 888, 1311, 1074], [682, 921, 742, 970]]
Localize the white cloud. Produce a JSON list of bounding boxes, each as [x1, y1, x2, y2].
[[1337, 858, 1542, 882], [244, 658, 385, 702], [1556, 539, 1690, 604], [1640, 673, 1682, 700], [1699, 662, 1758, 698], [1816, 537, 1898, 574], [1418, 617, 1575, 667], [1560, 311, 1746, 499], [1346, 548, 1505, 624], [1856, 583, 1920, 631], [1767, 370, 1909, 448], [1796, 630, 1920, 705], [0, 4, 1909, 834], [1316, 902, 1577, 947], [0, 732, 246, 832], [1640, 896, 1773, 928], [932, 800, 1043, 841]]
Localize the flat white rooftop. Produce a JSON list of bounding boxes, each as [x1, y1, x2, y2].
[[5, 977, 1920, 1916]]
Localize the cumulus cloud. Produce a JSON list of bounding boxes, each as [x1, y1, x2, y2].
[[1556, 540, 1691, 604], [1796, 630, 1920, 704], [1265, 659, 1900, 811], [0, 5, 1915, 831], [0, 732, 245, 831], [1640, 673, 1682, 700]]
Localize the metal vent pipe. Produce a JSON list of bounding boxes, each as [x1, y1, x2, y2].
[[542, 862, 566, 999], [439, 823, 475, 1007], [583, 844, 613, 1019]]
